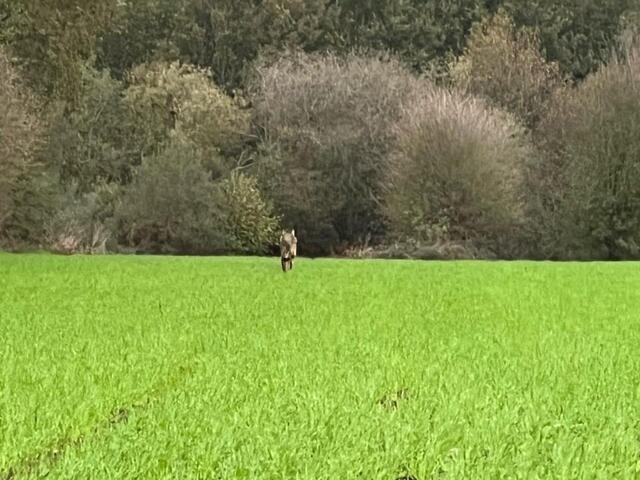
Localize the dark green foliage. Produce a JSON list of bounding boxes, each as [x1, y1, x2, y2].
[[0, 0, 118, 102], [44, 66, 127, 193], [191, 0, 340, 91], [187, 0, 489, 89], [501, 0, 638, 80], [96, 0, 202, 80], [335, 0, 490, 79], [0, 172, 61, 248]]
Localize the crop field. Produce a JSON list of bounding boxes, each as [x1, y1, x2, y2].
[[1, 254, 640, 479]]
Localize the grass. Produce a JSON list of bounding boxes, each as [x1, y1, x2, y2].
[[1, 254, 640, 479]]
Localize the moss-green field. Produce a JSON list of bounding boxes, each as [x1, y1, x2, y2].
[[1, 254, 640, 479]]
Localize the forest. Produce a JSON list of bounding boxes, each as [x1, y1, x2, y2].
[[2, 0, 640, 259]]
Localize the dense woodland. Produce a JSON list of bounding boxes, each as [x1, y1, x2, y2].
[[1, 0, 640, 259]]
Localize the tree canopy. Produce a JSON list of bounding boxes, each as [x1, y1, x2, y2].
[[1, 1, 639, 258]]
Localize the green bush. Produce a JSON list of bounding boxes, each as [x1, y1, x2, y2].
[[122, 61, 250, 179], [220, 172, 280, 254], [113, 137, 230, 253], [113, 136, 278, 254]]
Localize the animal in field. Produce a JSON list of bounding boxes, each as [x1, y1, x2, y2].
[[280, 229, 297, 272]]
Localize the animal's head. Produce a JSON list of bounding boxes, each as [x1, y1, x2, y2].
[[280, 229, 297, 257]]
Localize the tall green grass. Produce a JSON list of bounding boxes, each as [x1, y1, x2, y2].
[[1, 254, 640, 479]]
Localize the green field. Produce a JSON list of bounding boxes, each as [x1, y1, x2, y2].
[[1, 254, 640, 479]]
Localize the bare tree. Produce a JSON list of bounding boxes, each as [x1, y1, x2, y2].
[[384, 85, 531, 257]]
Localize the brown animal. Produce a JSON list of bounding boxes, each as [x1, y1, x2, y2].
[[280, 229, 297, 272]]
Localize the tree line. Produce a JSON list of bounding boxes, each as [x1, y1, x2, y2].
[[1, 0, 640, 259]]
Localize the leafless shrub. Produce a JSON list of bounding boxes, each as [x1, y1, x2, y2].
[[45, 189, 112, 255], [252, 51, 426, 253], [384, 84, 531, 257], [531, 38, 640, 259], [48, 224, 110, 255], [372, 239, 477, 261]]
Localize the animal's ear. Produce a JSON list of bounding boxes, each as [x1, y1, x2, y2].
[[291, 229, 295, 237]]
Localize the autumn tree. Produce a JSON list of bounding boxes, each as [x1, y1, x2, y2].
[[452, 10, 565, 128]]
